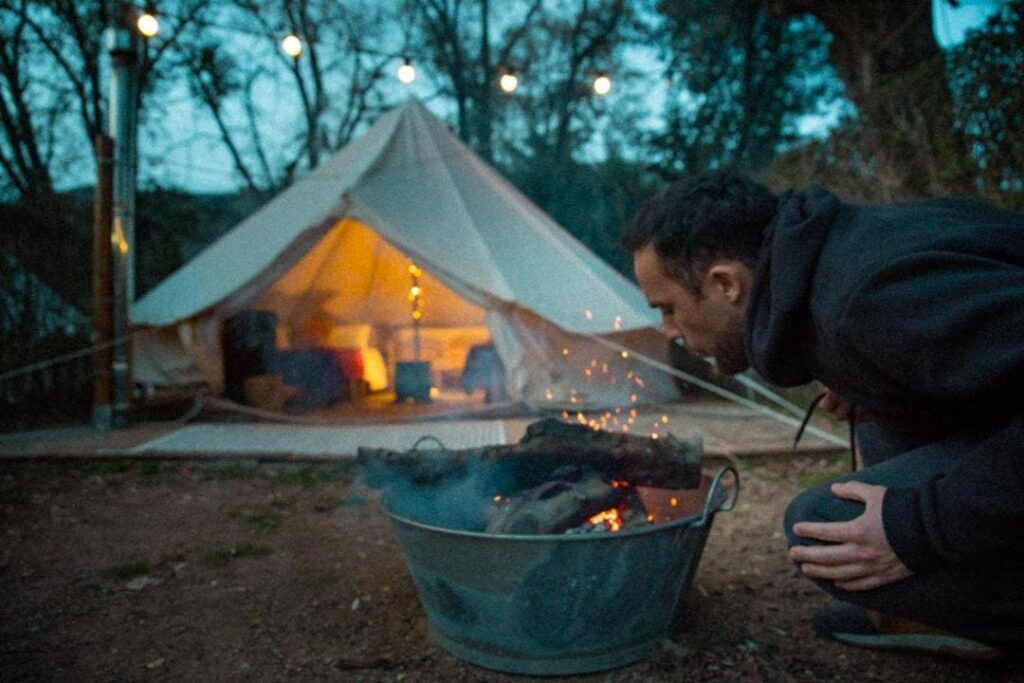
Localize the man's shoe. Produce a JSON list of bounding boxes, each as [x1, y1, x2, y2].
[[812, 602, 1002, 661]]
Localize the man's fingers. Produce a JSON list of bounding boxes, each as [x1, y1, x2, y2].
[[829, 480, 876, 503], [835, 575, 886, 592], [819, 392, 850, 419], [789, 542, 874, 565], [792, 519, 857, 543], [798, 561, 871, 582]]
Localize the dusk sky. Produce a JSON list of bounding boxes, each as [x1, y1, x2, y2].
[[129, 0, 1002, 195]]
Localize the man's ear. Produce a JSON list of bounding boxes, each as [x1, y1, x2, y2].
[[704, 261, 750, 304]]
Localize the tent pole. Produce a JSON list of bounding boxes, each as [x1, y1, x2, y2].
[[92, 134, 114, 430], [106, 0, 139, 427]]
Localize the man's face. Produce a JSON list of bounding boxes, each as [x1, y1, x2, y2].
[[633, 243, 751, 375]]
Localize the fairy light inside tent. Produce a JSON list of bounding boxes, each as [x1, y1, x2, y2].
[[408, 263, 423, 361]]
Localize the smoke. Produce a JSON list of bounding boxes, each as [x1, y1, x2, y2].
[[362, 456, 517, 532]]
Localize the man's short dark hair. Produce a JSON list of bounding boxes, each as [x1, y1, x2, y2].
[[622, 171, 778, 294]]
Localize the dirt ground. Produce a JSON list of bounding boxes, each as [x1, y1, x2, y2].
[[2, 455, 1020, 682]]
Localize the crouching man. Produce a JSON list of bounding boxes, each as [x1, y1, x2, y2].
[[621, 171, 1024, 658]]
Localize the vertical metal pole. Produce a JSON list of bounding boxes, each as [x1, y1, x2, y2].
[[106, 1, 138, 427], [92, 134, 114, 430]]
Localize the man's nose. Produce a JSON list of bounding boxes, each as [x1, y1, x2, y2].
[[661, 320, 681, 342]]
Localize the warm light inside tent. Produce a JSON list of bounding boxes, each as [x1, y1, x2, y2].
[[255, 220, 491, 397], [593, 74, 612, 96]]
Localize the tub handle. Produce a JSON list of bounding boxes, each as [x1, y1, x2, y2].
[[411, 435, 449, 452], [696, 465, 740, 527]]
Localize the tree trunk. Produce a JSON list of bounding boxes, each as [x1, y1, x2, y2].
[[764, 0, 968, 198]]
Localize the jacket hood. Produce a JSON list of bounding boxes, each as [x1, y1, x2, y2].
[[745, 187, 841, 386]]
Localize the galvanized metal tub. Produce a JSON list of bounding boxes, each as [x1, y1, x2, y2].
[[385, 466, 739, 676]]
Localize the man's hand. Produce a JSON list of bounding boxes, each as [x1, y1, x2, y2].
[[788, 481, 913, 591], [819, 388, 872, 422]]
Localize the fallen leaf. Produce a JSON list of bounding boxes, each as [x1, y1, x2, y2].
[[126, 576, 162, 591]]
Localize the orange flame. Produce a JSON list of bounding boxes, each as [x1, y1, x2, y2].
[[588, 508, 623, 531]]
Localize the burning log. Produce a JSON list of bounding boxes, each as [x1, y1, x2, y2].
[[485, 473, 623, 534], [359, 417, 702, 493]]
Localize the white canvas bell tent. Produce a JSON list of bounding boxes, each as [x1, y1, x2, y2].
[[131, 98, 679, 409]]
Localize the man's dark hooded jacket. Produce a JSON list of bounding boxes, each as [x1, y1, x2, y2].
[[745, 188, 1024, 573]]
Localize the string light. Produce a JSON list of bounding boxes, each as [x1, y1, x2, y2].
[[397, 57, 416, 84], [408, 262, 424, 322], [281, 33, 303, 58], [499, 69, 519, 94], [137, 2, 159, 37], [593, 73, 612, 96]]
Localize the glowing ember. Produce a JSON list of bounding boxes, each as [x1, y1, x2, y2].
[[587, 508, 623, 531]]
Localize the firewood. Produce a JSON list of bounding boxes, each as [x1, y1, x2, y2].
[[485, 473, 621, 534], [359, 417, 701, 492]]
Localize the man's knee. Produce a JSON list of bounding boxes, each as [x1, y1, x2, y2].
[[783, 483, 832, 548], [784, 478, 869, 547]]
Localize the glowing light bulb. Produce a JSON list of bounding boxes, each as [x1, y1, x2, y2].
[[398, 58, 416, 84], [499, 72, 518, 93], [282, 34, 303, 58], [593, 74, 612, 96], [137, 11, 159, 38]]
